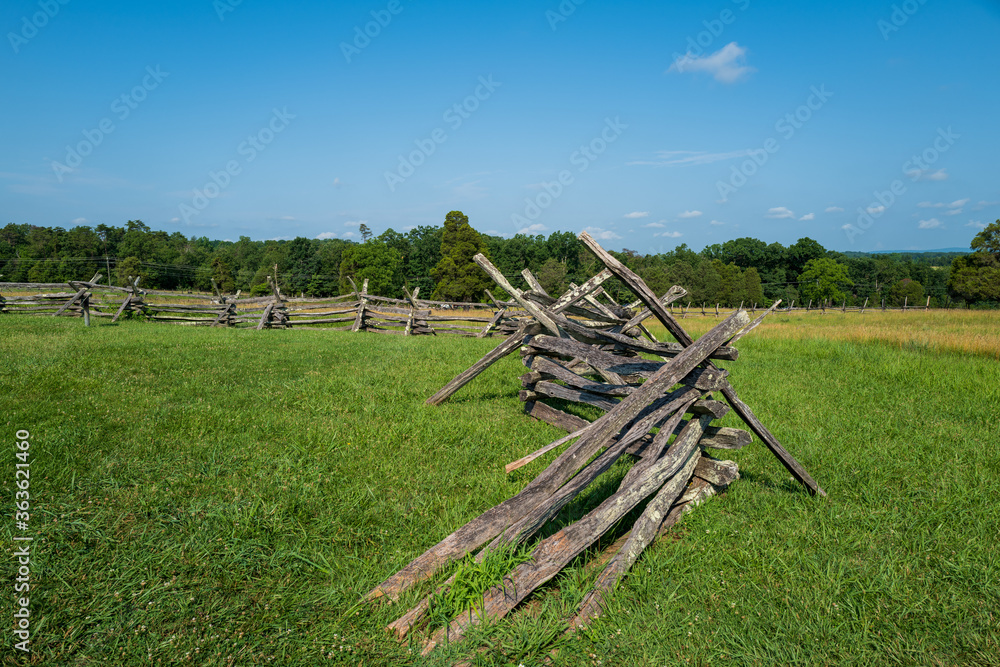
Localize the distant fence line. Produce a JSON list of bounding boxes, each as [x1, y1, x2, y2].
[[670, 295, 935, 318], [0, 276, 530, 337], [0, 277, 949, 335]]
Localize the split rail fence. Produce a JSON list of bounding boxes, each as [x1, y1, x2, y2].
[[0, 276, 538, 336]]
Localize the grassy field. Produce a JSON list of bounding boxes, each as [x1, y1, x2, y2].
[[1, 313, 998, 666]]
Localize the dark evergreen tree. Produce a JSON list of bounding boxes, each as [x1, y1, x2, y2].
[[431, 211, 492, 302]]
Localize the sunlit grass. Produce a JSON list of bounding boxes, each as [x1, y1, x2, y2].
[[1, 314, 997, 665]]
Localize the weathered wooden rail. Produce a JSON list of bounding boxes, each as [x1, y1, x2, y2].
[[0, 277, 529, 335], [370, 233, 825, 656]]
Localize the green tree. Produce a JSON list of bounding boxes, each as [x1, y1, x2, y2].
[[536, 258, 568, 295], [338, 241, 402, 296], [115, 256, 145, 286], [798, 258, 853, 304], [742, 267, 764, 306], [431, 211, 492, 302], [970, 220, 1000, 256], [787, 237, 827, 277], [946, 221, 1000, 304], [889, 278, 923, 307]]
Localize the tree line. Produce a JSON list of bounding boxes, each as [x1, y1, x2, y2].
[[2, 214, 998, 307]]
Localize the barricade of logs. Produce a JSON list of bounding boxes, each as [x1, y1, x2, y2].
[[369, 232, 824, 656]]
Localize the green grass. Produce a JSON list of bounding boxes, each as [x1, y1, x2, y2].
[[1, 316, 998, 666]]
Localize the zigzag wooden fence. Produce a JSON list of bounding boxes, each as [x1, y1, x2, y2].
[[0, 275, 528, 336]]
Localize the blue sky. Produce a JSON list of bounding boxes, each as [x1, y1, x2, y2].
[[2, 0, 998, 253]]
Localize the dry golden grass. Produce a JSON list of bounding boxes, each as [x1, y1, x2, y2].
[[652, 309, 1000, 359]]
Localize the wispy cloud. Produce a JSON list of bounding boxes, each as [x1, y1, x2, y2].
[[919, 199, 968, 209], [71, 217, 88, 225], [677, 210, 703, 219], [766, 207, 795, 219], [973, 200, 998, 210], [628, 149, 750, 167], [825, 206, 844, 213], [918, 218, 942, 229], [966, 220, 986, 230], [799, 213, 815, 221], [643, 221, 665, 228], [906, 168, 948, 181], [655, 231, 683, 238], [344, 220, 366, 227], [709, 219, 724, 226], [517, 223, 548, 234], [583, 226, 622, 241], [624, 211, 649, 219], [867, 205, 886, 215], [667, 42, 755, 84], [316, 232, 338, 239]]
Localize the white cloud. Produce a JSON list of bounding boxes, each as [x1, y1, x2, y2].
[[624, 211, 649, 219], [840, 224, 853, 231], [342, 231, 359, 239], [316, 232, 338, 239], [627, 149, 752, 167], [917, 218, 942, 229], [643, 222, 665, 228], [344, 220, 366, 227], [268, 236, 292, 241], [766, 207, 795, 219], [919, 199, 968, 209], [966, 220, 986, 230], [799, 213, 815, 221], [973, 200, 999, 210], [655, 231, 683, 238], [71, 217, 88, 225], [281, 215, 295, 221], [825, 206, 843, 213], [583, 226, 622, 241], [906, 168, 948, 181], [332, 177, 342, 187], [667, 42, 755, 84], [944, 208, 963, 216], [403, 225, 416, 232], [866, 205, 886, 215], [678, 210, 703, 219], [170, 217, 180, 223], [709, 219, 724, 226], [517, 223, 548, 234]]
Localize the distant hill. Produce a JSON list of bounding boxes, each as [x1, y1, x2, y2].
[[841, 248, 968, 259], [869, 248, 969, 254]]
